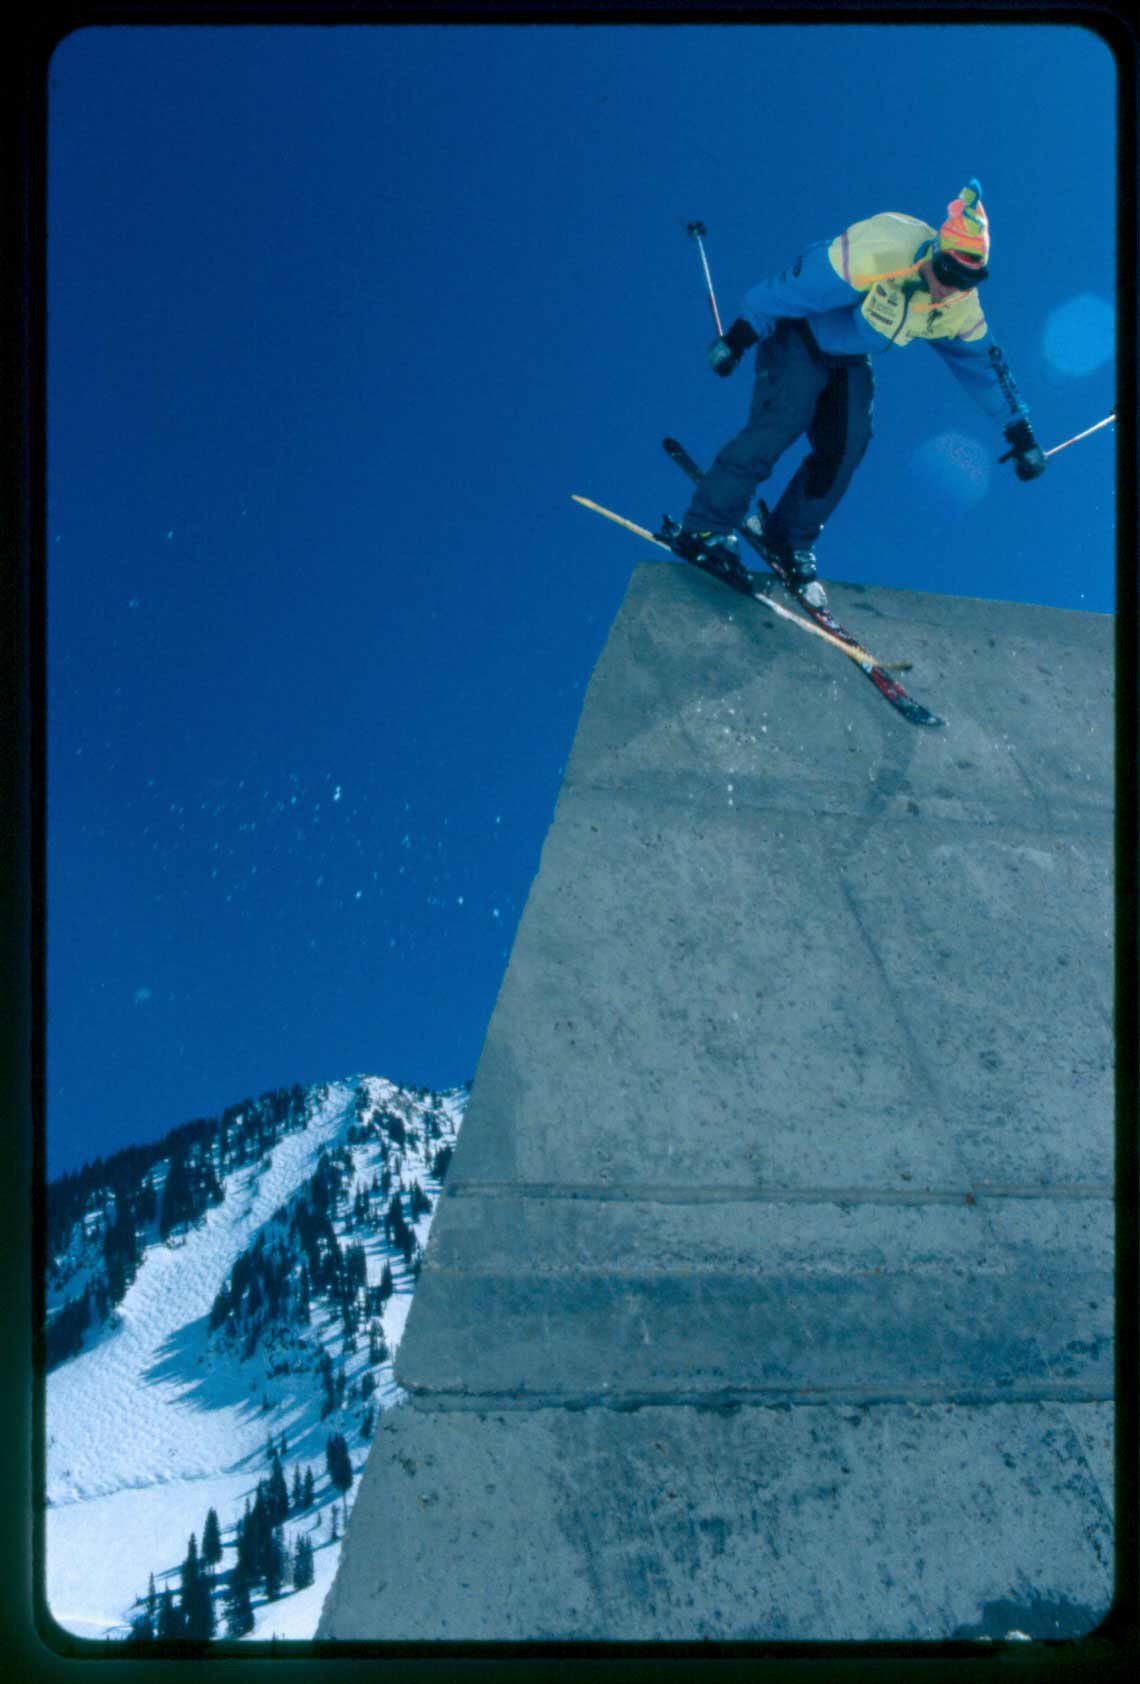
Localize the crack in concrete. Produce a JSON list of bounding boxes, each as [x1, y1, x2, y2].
[[444, 1180, 1113, 1205], [401, 1381, 1115, 1414]]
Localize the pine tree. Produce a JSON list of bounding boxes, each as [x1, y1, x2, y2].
[[255, 1484, 274, 1574], [223, 1564, 254, 1639], [292, 1532, 315, 1591], [156, 1585, 183, 1640], [138, 1174, 157, 1225], [202, 1508, 222, 1575], [179, 1532, 215, 1641], [291, 1465, 303, 1513], [180, 1533, 199, 1598], [348, 1242, 368, 1294], [242, 1488, 270, 1585], [185, 1571, 215, 1641], [303, 1467, 314, 1509], [268, 1451, 289, 1526], [202, 1153, 224, 1208], [235, 1498, 253, 1582], [368, 1320, 386, 1365], [264, 1526, 287, 1601], [160, 1152, 195, 1241], [326, 1432, 354, 1495], [128, 1590, 154, 1642]]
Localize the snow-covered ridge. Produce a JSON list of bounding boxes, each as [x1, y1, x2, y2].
[[45, 1074, 466, 1642]]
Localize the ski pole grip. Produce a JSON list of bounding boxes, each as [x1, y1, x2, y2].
[[998, 413, 1114, 465]]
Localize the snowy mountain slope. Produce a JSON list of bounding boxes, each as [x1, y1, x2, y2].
[[44, 1075, 466, 1642]]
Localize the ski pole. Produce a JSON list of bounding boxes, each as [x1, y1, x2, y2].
[[998, 412, 1115, 464], [687, 220, 724, 338]]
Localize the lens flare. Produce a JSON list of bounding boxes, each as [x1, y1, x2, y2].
[[1043, 294, 1114, 378], [909, 431, 991, 515]]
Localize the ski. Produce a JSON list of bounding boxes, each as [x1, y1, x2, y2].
[[661, 436, 945, 728], [571, 496, 889, 661], [572, 490, 945, 729]]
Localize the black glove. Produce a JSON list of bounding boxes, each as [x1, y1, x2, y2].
[[707, 316, 759, 378], [1003, 417, 1047, 481]]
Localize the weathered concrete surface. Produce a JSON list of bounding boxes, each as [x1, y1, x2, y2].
[[318, 563, 1114, 1641]]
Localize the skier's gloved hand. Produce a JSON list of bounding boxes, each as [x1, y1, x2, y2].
[[707, 316, 759, 378], [1004, 418, 1047, 481]]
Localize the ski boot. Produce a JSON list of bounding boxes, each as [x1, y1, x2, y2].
[[744, 503, 828, 609], [660, 517, 753, 595]]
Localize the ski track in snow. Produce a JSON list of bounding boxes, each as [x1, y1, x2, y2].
[[45, 1076, 465, 1641]]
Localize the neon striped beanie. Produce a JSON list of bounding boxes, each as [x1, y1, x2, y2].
[[939, 178, 990, 268]]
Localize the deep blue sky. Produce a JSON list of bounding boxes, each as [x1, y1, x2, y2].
[[46, 23, 1117, 1178]]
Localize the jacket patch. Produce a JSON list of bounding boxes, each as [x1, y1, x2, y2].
[[860, 275, 985, 348]]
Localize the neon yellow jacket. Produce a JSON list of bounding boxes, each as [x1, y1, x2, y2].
[[829, 213, 987, 348], [740, 211, 1029, 427]]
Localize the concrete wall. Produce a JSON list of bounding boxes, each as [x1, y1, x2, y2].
[[317, 563, 1114, 1642]]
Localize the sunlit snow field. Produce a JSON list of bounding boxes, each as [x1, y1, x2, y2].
[[45, 1078, 463, 1641]]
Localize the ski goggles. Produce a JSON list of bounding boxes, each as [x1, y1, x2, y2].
[[932, 248, 989, 288]]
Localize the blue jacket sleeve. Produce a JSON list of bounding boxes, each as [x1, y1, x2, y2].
[[741, 241, 857, 340], [928, 333, 1030, 429]]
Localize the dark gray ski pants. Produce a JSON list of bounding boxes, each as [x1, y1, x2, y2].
[[683, 318, 874, 550]]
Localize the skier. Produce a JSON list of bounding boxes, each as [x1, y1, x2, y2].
[[670, 181, 1046, 608]]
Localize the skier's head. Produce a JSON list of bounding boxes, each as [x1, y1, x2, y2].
[[933, 178, 990, 287]]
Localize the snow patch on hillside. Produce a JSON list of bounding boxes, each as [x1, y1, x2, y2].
[[45, 1075, 465, 1642]]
